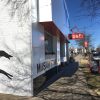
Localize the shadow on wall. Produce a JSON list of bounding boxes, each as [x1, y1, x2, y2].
[[0, 50, 13, 80]]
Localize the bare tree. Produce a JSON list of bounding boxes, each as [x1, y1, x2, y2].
[[76, 33, 93, 49], [81, 0, 100, 18]]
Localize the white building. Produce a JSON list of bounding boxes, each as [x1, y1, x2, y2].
[[33, 0, 70, 95], [0, 0, 70, 96]]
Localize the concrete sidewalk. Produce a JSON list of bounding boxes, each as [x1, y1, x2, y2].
[[36, 55, 100, 100]]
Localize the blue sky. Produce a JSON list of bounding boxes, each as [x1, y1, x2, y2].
[[66, 0, 100, 48]]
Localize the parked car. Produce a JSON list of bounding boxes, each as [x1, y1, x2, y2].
[[89, 52, 100, 73]]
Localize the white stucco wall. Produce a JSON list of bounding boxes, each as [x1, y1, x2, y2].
[[0, 0, 32, 96]]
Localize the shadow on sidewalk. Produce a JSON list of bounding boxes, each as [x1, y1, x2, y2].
[[61, 62, 79, 77], [35, 61, 79, 96]]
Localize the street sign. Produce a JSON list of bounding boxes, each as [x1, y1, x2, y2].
[[68, 33, 85, 40]]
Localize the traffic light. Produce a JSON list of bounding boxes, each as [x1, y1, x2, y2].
[[84, 41, 88, 48]]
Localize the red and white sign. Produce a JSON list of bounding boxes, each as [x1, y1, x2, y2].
[[72, 33, 84, 39], [68, 33, 85, 40]]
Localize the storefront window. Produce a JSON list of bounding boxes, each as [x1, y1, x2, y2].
[[45, 32, 55, 55]]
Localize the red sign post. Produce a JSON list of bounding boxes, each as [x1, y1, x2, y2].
[[84, 41, 88, 48]]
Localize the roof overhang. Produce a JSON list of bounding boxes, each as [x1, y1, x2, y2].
[[39, 21, 69, 43]]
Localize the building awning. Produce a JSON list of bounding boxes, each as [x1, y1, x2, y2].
[[39, 21, 69, 43]]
